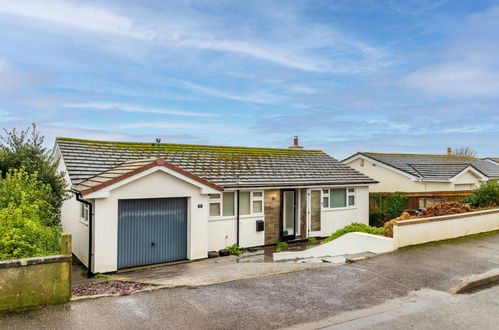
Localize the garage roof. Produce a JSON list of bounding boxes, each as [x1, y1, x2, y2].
[[56, 137, 377, 189]]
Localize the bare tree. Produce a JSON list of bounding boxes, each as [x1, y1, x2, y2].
[[452, 146, 477, 158]]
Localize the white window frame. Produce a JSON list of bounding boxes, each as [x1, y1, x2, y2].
[[208, 193, 222, 217], [323, 187, 356, 210], [80, 203, 90, 225], [250, 191, 264, 215]]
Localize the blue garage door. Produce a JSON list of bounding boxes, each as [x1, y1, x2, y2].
[[118, 198, 188, 269]]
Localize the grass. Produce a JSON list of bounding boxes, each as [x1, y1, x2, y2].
[[227, 243, 241, 256], [94, 274, 112, 280], [400, 230, 499, 251], [322, 223, 384, 244]]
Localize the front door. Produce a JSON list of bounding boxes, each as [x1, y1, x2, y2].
[[308, 189, 322, 236], [281, 190, 296, 241]]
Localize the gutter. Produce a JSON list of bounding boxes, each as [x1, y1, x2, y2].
[[75, 191, 94, 278]]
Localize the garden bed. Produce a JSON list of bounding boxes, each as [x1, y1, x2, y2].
[[72, 281, 148, 297]]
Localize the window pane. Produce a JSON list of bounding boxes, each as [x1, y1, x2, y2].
[[223, 192, 235, 216], [253, 200, 263, 213], [209, 203, 221, 216], [239, 192, 250, 215], [80, 204, 84, 218], [209, 194, 221, 199], [252, 191, 263, 197], [330, 189, 347, 208], [322, 196, 329, 208], [348, 188, 355, 193], [348, 195, 355, 206]]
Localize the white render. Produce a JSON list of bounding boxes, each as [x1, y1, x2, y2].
[[273, 232, 394, 261], [393, 209, 499, 249]]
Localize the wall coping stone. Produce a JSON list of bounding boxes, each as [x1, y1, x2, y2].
[[395, 208, 499, 226], [0, 255, 71, 269]]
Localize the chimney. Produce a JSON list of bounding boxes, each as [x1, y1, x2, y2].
[[289, 136, 304, 150], [447, 147, 452, 155]]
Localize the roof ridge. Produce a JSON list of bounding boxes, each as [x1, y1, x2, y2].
[[360, 151, 475, 159], [56, 137, 324, 153]]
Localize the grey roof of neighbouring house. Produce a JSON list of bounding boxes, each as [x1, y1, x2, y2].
[[56, 138, 377, 189], [347, 152, 499, 181]]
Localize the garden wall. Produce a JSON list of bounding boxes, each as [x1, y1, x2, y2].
[[0, 235, 72, 311], [393, 208, 499, 249]]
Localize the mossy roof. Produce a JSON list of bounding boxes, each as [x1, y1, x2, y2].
[[56, 137, 377, 188]]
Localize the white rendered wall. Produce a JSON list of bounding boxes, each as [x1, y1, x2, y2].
[[207, 215, 265, 251], [393, 209, 499, 249], [319, 186, 370, 236], [57, 152, 90, 266]]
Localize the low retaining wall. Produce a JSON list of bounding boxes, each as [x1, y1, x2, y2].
[[393, 208, 499, 249], [273, 232, 394, 261], [0, 234, 72, 311]]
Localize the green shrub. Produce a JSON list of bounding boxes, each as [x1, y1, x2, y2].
[[227, 243, 241, 255], [464, 181, 499, 208], [0, 169, 61, 260], [370, 192, 407, 223], [307, 237, 318, 244], [275, 241, 288, 252], [0, 124, 69, 227], [322, 223, 384, 244]]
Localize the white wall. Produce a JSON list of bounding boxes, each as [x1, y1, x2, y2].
[[393, 209, 499, 249], [57, 152, 90, 266], [273, 232, 394, 261], [92, 170, 209, 273], [207, 215, 265, 251], [319, 186, 370, 236]]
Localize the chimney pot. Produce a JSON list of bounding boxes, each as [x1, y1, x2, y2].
[[289, 136, 303, 150], [447, 147, 452, 155]]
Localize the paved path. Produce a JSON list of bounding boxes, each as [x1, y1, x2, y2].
[[1, 233, 499, 330]]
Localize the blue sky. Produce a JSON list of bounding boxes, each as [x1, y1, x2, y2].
[[1, 0, 498, 159]]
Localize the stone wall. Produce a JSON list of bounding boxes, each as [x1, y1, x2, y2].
[[0, 234, 72, 311], [264, 189, 281, 244]]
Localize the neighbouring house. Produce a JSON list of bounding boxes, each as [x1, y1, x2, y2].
[[484, 158, 499, 165], [53, 137, 376, 273], [343, 149, 499, 194]]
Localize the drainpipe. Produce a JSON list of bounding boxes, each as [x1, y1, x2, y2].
[[75, 191, 94, 278], [236, 190, 240, 246]]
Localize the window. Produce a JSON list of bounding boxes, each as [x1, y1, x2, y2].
[[209, 191, 264, 218], [239, 191, 251, 215], [322, 188, 355, 209], [80, 203, 90, 223], [222, 192, 235, 216], [209, 194, 221, 217], [251, 191, 263, 214]]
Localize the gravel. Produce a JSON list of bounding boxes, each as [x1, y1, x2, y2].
[[72, 281, 147, 297]]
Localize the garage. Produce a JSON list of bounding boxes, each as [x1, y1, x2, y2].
[[117, 197, 188, 269]]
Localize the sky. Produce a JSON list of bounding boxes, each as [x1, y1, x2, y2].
[[1, 0, 499, 159]]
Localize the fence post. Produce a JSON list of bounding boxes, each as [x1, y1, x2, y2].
[[61, 233, 72, 256]]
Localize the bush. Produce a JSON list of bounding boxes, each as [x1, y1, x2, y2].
[[275, 241, 288, 252], [0, 169, 61, 260], [227, 243, 241, 255], [0, 124, 69, 227], [370, 192, 407, 225], [322, 223, 384, 244], [464, 181, 499, 208]]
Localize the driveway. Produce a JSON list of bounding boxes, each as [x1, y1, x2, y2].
[[1, 232, 499, 330]]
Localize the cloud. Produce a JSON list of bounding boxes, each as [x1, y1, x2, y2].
[[402, 63, 499, 98], [64, 102, 217, 117], [0, 0, 154, 40], [0, 60, 46, 93]]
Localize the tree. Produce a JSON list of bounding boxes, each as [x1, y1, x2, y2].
[[0, 169, 61, 260], [452, 146, 477, 158], [0, 124, 69, 226]]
